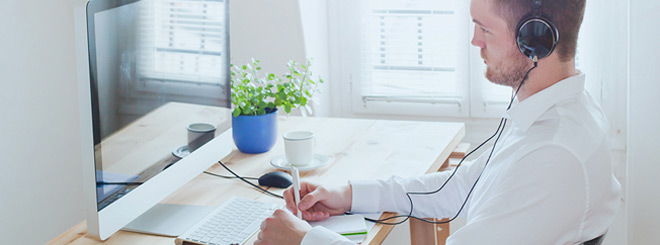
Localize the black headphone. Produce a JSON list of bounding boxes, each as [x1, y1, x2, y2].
[[516, 0, 559, 61]]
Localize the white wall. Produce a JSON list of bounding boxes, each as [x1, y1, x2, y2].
[[229, 0, 306, 79], [0, 0, 87, 244], [298, 0, 332, 117], [627, 1, 660, 244]]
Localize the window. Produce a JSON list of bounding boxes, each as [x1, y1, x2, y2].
[[332, 0, 470, 117], [137, 0, 229, 99], [331, 0, 521, 118], [330, 0, 626, 122]]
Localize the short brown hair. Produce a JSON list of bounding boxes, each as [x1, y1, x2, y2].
[[492, 0, 586, 62]]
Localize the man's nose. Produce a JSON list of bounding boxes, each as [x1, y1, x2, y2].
[[471, 28, 485, 49]]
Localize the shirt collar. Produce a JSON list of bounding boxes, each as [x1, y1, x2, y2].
[[503, 72, 586, 132]]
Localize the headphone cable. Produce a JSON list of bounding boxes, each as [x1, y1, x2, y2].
[[212, 160, 284, 199], [365, 62, 537, 225]]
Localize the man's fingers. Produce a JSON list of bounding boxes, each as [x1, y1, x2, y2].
[[298, 187, 326, 211], [301, 181, 316, 193], [302, 211, 330, 221], [283, 187, 296, 213]]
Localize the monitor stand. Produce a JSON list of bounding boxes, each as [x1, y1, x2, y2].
[[122, 203, 215, 237]]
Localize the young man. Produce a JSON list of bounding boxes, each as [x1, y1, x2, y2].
[[255, 0, 621, 244]]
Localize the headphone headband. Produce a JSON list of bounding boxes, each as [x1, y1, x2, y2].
[[533, 0, 542, 15]]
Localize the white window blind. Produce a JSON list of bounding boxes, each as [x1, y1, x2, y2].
[[138, 0, 228, 85], [353, 0, 470, 117]]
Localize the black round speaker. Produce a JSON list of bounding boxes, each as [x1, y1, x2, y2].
[[516, 16, 559, 61]]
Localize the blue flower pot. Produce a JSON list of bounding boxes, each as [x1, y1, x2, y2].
[[232, 109, 278, 154]]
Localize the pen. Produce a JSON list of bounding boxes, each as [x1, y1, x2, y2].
[[292, 167, 303, 219]]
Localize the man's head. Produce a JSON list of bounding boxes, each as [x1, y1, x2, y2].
[[471, 0, 586, 87]]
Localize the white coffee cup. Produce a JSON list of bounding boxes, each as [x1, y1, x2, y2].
[[282, 131, 315, 166]]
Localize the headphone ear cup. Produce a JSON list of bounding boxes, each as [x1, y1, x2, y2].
[[516, 17, 559, 60]]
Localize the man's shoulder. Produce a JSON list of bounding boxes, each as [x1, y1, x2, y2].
[[526, 93, 609, 161]]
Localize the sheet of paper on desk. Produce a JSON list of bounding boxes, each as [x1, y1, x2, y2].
[[309, 213, 381, 243]]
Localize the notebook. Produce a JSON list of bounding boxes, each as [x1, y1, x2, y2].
[[309, 214, 369, 242]]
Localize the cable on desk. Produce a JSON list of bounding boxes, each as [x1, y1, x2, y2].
[[203, 170, 259, 180], [215, 160, 284, 199], [96, 181, 143, 186]]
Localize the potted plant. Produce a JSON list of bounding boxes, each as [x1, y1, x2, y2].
[[230, 58, 323, 153]]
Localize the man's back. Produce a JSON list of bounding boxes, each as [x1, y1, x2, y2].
[[449, 73, 621, 244]]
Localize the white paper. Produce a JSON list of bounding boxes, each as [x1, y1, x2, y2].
[[309, 214, 368, 235]]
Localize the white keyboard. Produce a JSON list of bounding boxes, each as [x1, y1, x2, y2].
[[176, 197, 280, 245]]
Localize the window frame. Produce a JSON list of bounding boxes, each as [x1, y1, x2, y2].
[[330, 0, 473, 118]]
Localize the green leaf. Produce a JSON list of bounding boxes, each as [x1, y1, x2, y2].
[[232, 108, 241, 117]]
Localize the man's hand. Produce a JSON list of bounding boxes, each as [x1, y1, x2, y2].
[[254, 209, 311, 245], [284, 182, 352, 221]]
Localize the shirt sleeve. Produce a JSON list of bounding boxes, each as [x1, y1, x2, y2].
[[301, 226, 356, 245], [349, 155, 489, 219], [447, 146, 587, 245]]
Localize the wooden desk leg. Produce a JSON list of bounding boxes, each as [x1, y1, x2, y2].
[[436, 219, 450, 245], [410, 218, 450, 245], [410, 218, 436, 244]]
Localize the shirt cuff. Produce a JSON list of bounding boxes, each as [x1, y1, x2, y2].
[[349, 179, 381, 213], [301, 226, 353, 245]]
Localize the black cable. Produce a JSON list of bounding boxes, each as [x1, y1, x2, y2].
[[216, 160, 284, 199], [366, 62, 538, 225], [96, 181, 143, 186], [203, 171, 259, 180]]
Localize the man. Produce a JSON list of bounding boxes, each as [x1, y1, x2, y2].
[[255, 0, 621, 244]]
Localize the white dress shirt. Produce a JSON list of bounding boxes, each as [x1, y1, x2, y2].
[[301, 73, 621, 245]]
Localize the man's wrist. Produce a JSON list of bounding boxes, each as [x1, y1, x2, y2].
[[296, 225, 312, 244], [344, 184, 353, 212]]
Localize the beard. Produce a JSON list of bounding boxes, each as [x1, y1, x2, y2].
[[483, 49, 530, 87]]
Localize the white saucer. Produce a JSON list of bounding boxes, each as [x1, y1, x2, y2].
[[172, 145, 191, 159], [270, 154, 331, 171]]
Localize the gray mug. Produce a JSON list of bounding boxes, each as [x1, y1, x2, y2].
[[187, 123, 216, 152]]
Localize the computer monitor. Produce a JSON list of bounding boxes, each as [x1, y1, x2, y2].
[[77, 0, 232, 240]]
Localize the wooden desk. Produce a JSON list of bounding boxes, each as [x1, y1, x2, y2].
[[49, 102, 464, 244]]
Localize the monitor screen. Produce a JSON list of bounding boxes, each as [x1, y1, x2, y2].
[[88, 0, 230, 211]]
